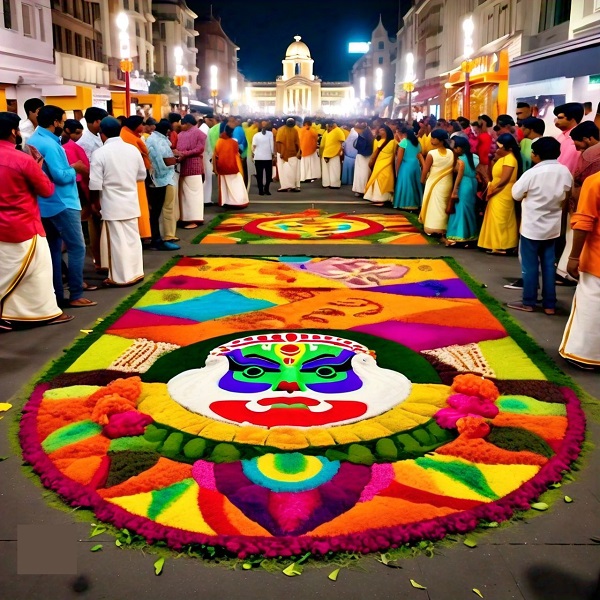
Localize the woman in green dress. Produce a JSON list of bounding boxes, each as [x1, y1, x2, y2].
[[393, 126, 423, 211], [445, 137, 480, 246]]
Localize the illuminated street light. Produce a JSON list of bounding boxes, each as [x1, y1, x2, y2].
[[116, 12, 133, 117], [403, 52, 416, 122], [173, 46, 186, 111], [210, 65, 218, 113], [462, 16, 475, 120]]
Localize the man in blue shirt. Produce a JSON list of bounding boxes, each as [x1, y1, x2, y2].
[[27, 105, 97, 307], [146, 119, 180, 251]]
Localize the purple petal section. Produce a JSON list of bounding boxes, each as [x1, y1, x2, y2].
[[152, 276, 255, 290], [367, 279, 476, 298], [109, 308, 198, 330], [352, 321, 506, 352]]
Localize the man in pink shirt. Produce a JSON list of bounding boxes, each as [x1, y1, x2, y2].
[[0, 112, 73, 331], [554, 103, 585, 284], [554, 103, 584, 174]]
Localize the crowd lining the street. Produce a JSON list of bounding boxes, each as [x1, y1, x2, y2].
[[0, 98, 599, 370]]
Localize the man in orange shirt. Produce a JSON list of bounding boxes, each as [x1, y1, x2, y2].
[[559, 170, 600, 369], [299, 119, 320, 182]]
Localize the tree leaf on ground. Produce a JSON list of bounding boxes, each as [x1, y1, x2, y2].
[[115, 539, 122, 547], [242, 563, 252, 570], [0, 403, 12, 412], [473, 588, 484, 598], [154, 557, 165, 575], [464, 538, 478, 548], [564, 496, 573, 503], [549, 482, 562, 489], [410, 579, 427, 590], [378, 553, 390, 565], [328, 568, 340, 581], [0, 456, 8, 461], [90, 544, 103, 552], [479, 521, 498, 528], [531, 502, 549, 511], [90, 524, 107, 537], [590, 537, 600, 544], [282, 562, 303, 577], [80, 330, 93, 334]]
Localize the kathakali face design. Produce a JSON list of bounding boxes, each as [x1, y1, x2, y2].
[[167, 332, 411, 428], [242, 215, 385, 240]]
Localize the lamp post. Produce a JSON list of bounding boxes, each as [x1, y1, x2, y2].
[[116, 12, 133, 117], [403, 52, 416, 122], [210, 65, 218, 114], [173, 46, 186, 112], [462, 16, 475, 120]]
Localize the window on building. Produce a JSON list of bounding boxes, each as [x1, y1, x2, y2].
[[378, 41, 384, 50], [3, 0, 13, 29], [51, 0, 59, 9], [135, 22, 140, 37], [73, 0, 81, 20], [123, 0, 129, 10], [595, 0, 600, 11], [85, 37, 92, 60], [52, 23, 62, 51], [163, 45, 167, 72], [539, 0, 572, 31], [65, 29, 73, 54], [38, 6, 44, 41], [91, 3, 99, 22], [160, 22, 165, 39], [75, 33, 83, 56], [134, 0, 139, 12], [146, 49, 151, 70], [82, 2, 90, 24], [22, 3, 34, 36], [378, 56, 384, 64]]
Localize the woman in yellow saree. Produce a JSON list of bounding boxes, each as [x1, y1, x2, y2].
[[364, 125, 396, 206], [419, 129, 454, 236]]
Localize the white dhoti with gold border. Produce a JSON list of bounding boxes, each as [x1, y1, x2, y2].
[[218, 173, 249, 208], [0, 235, 61, 322]]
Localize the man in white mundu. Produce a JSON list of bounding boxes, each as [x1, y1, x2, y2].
[[90, 117, 147, 287], [200, 114, 216, 205], [275, 118, 301, 192], [299, 119, 321, 182]]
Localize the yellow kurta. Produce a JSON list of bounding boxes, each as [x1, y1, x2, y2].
[[478, 154, 519, 251], [320, 127, 346, 158], [364, 140, 396, 202]]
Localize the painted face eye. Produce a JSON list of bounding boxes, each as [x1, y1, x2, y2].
[[315, 366, 337, 379], [243, 366, 265, 378]]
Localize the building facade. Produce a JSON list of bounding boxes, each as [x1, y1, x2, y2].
[[244, 36, 354, 117], [351, 16, 396, 115], [153, 0, 199, 103]]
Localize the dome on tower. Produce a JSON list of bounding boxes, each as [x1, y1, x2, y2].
[[285, 36, 311, 60]]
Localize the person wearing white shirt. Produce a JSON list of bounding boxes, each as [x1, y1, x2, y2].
[[89, 117, 147, 287], [19, 98, 44, 146], [508, 137, 573, 315], [200, 114, 216, 204], [252, 121, 275, 195]]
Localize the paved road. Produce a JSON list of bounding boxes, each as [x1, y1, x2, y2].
[[1, 181, 598, 600]]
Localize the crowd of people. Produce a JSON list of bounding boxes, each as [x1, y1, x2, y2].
[[0, 97, 599, 371]]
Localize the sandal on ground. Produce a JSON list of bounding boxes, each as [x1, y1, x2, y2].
[[507, 301, 534, 312], [83, 282, 99, 291], [0, 319, 13, 333], [183, 223, 200, 229], [486, 250, 507, 255], [47, 313, 74, 325], [67, 297, 97, 308], [544, 308, 556, 315]]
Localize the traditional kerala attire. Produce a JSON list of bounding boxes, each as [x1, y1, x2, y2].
[[320, 126, 346, 188], [559, 172, 600, 366], [214, 134, 249, 208], [477, 153, 519, 251], [276, 126, 301, 191], [353, 129, 373, 195], [342, 128, 358, 185], [446, 154, 480, 242], [120, 126, 151, 239], [90, 137, 147, 286], [299, 126, 320, 181], [176, 126, 206, 222], [0, 140, 61, 323], [200, 122, 213, 204], [393, 139, 423, 210], [419, 148, 454, 234], [364, 139, 396, 203]]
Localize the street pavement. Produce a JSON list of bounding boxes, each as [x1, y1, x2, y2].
[[1, 181, 599, 600]]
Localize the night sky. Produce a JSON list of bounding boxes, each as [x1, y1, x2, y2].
[[188, 0, 411, 82]]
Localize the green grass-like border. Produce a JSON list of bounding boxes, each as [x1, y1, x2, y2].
[[190, 214, 230, 244], [6, 253, 597, 575], [401, 210, 441, 245]]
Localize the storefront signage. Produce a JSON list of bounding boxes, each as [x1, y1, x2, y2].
[[469, 53, 499, 77], [589, 75, 600, 85]]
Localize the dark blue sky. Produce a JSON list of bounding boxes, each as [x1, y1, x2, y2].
[[189, 0, 409, 81]]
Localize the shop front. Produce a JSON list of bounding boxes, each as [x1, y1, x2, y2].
[[443, 50, 509, 121]]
